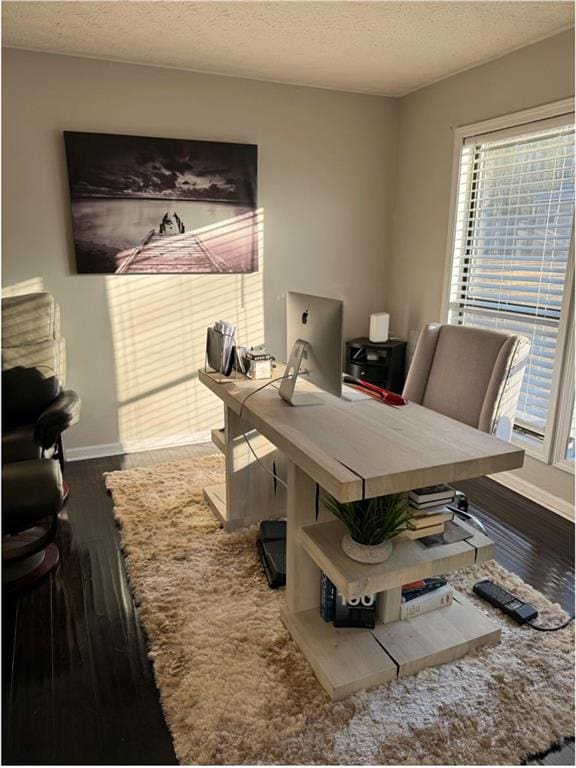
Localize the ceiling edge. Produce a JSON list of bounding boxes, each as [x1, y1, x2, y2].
[[3, 22, 574, 102], [396, 23, 575, 98], [1, 45, 400, 99]]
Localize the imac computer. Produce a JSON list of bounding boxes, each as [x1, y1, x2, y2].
[[279, 291, 343, 406]]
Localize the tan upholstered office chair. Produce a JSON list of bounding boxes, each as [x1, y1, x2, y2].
[[403, 323, 530, 530], [404, 323, 530, 441]]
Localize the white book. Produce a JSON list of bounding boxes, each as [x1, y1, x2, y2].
[[410, 503, 451, 516], [410, 498, 454, 510], [400, 584, 454, 620]]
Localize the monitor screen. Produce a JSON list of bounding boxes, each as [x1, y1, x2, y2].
[[286, 292, 343, 398]]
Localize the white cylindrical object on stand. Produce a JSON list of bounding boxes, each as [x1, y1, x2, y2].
[[369, 312, 390, 343]]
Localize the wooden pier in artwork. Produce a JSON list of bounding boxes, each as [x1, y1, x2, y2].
[[115, 230, 233, 274]]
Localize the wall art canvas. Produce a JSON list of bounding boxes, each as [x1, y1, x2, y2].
[[64, 131, 258, 274]]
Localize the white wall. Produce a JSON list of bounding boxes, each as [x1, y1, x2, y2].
[[387, 30, 575, 506], [2, 48, 398, 453], [3, 38, 574, 508]]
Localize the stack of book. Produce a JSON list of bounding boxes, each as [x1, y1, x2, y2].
[[405, 484, 455, 540], [400, 577, 453, 619]]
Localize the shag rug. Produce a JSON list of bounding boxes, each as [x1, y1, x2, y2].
[[104, 455, 575, 765]]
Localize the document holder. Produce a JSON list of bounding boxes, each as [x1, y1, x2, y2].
[[206, 326, 235, 377]]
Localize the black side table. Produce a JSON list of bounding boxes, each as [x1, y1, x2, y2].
[[345, 337, 407, 394]]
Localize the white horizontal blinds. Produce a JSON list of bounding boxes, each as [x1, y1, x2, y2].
[[449, 121, 575, 438]]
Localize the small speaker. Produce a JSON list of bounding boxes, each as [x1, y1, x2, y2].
[[369, 312, 390, 343]]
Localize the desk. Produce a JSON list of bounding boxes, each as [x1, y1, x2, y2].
[[200, 367, 524, 700]]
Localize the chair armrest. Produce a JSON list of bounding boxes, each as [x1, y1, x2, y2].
[[33, 390, 81, 449]]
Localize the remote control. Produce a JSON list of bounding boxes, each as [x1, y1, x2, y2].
[[473, 579, 539, 624]]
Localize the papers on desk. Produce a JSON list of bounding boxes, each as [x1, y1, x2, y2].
[[341, 384, 372, 401]]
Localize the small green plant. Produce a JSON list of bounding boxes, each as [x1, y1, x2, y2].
[[323, 492, 412, 546]]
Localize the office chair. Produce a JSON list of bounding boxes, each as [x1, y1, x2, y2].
[[403, 323, 530, 530]]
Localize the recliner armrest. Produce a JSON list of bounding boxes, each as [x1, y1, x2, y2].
[[33, 390, 81, 449]]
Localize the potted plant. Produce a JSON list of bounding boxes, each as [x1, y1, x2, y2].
[[323, 492, 412, 563]]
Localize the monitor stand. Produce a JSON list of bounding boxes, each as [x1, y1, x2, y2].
[[279, 339, 324, 406]]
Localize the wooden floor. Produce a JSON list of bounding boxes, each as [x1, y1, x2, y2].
[[2, 445, 574, 765]]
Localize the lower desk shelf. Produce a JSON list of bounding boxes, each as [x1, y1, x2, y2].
[[298, 519, 495, 601], [203, 484, 228, 526], [281, 591, 500, 701], [203, 483, 285, 532]]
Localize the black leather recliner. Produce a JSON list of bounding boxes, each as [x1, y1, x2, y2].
[[2, 459, 64, 591], [2, 365, 81, 467], [2, 292, 81, 591]]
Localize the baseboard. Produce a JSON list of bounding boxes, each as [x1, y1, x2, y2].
[[491, 471, 575, 522], [66, 442, 125, 462], [65, 431, 213, 462], [121, 431, 212, 454]]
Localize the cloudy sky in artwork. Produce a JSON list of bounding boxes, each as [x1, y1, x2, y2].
[[64, 132, 257, 203]]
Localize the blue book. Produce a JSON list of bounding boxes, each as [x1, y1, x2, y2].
[[320, 571, 336, 622]]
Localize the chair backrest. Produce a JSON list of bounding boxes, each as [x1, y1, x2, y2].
[[403, 323, 530, 441], [1, 292, 66, 384]]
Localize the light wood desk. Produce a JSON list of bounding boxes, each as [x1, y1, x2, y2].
[[199, 367, 524, 700]]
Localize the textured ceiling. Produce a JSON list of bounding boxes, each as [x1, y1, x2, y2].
[[2, 1, 574, 96]]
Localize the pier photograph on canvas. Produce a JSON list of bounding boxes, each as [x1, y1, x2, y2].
[[64, 131, 258, 274]]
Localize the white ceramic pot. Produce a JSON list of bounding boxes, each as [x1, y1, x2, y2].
[[341, 533, 394, 563]]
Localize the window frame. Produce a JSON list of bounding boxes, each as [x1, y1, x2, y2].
[[442, 98, 575, 473]]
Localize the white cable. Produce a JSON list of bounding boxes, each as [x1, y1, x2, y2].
[[241, 429, 288, 489], [238, 369, 310, 490]]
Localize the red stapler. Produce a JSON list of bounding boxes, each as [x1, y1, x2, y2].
[[343, 375, 408, 406]]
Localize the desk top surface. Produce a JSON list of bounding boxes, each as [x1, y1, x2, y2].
[[199, 367, 524, 501]]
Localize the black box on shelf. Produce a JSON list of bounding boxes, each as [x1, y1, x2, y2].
[[257, 520, 286, 589], [345, 337, 407, 393]]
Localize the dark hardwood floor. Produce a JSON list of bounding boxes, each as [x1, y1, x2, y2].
[[2, 446, 574, 766], [453, 477, 574, 614]]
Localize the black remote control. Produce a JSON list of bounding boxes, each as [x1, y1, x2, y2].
[[473, 580, 539, 624]]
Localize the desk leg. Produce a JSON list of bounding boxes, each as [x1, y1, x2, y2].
[[377, 587, 402, 624], [204, 405, 287, 530], [286, 461, 320, 614], [281, 462, 398, 701]]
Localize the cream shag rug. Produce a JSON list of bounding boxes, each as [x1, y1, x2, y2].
[[105, 455, 574, 765]]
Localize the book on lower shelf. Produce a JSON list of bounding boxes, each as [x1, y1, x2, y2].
[[401, 576, 447, 601], [408, 508, 454, 529], [320, 571, 376, 628], [320, 571, 336, 622], [403, 522, 446, 540], [409, 484, 455, 505], [400, 583, 453, 619], [410, 498, 455, 511], [334, 590, 376, 628]]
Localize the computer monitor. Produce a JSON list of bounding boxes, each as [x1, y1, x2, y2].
[[279, 291, 343, 405]]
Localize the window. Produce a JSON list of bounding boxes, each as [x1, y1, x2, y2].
[[446, 102, 575, 469], [565, 399, 575, 461]]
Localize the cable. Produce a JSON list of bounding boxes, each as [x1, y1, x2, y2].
[[238, 369, 309, 419], [238, 372, 292, 419], [238, 369, 309, 491], [241, 428, 288, 489], [527, 615, 575, 632]]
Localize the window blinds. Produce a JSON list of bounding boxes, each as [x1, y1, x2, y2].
[[448, 120, 575, 437]]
